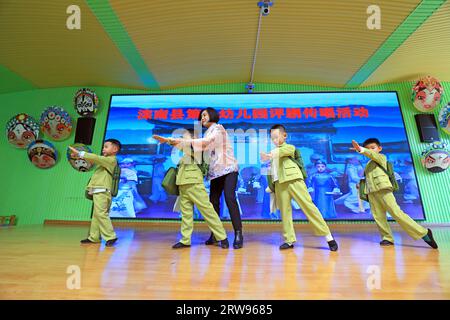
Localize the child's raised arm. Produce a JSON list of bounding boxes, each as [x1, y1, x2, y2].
[[350, 140, 386, 167], [350, 140, 362, 152], [271, 143, 295, 159], [82, 153, 117, 172], [69, 146, 116, 172], [152, 135, 175, 145], [152, 135, 188, 150]]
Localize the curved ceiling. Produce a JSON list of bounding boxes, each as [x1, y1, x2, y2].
[[0, 0, 449, 94]]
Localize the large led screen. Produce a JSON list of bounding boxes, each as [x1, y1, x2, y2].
[[104, 92, 425, 221]]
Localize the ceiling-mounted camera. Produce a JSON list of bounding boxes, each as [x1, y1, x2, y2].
[[246, 82, 255, 93], [257, 1, 274, 16]]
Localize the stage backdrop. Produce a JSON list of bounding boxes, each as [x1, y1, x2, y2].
[[104, 92, 425, 221]]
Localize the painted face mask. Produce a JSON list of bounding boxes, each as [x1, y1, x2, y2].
[[27, 139, 58, 169], [40, 106, 73, 141], [67, 143, 95, 172], [6, 113, 40, 148], [421, 142, 450, 173], [438, 103, 450, 135], [412, 76, 444, 112], [74, 88, 99, 116]]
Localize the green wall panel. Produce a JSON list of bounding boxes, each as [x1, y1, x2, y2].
[[0, 82, 449, 225], [0, 65, 36, 94]]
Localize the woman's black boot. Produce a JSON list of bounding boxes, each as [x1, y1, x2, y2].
[[205, 232, 218, 245], [233, 230, 243, 249]]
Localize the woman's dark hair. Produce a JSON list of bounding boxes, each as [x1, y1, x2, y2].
[[198, 107, 220, 123]]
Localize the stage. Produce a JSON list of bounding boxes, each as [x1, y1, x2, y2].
[[0, 223, 449, 300]]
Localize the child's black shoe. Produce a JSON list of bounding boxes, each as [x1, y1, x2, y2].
[[279, 243, 294, 250], [379, 240, 394, 246], [328, 240, 338, 251], [105, 238, 118, 247], [172, 242, 190, 249], [423, 229, 438, 249], [80, 238, 99, 244]]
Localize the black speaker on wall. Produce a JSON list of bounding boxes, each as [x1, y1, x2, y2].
[[414, 114, 439, 143], [74, 117, 96, 145]]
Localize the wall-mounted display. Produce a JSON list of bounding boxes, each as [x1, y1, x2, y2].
[[40, 106, 72, 141], [412, 76, 443, 112], [27, 139, 58, 169], [74, 88, 99, 116], [6, 113, 40, 148], [67, 143, 95, 172], [421, 141, 449, 173], [438, 103, 450, 135]]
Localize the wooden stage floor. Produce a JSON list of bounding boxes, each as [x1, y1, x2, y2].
[[1, 223, 449, 300]]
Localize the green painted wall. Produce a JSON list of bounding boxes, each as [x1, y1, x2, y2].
[[1, 82, 449, 225]]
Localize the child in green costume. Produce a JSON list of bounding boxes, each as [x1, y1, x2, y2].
[[261, 125, 338, 251], [351, 138, 437, 249], [69, 139, 121, 247], [154, 129, 229, 249]]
